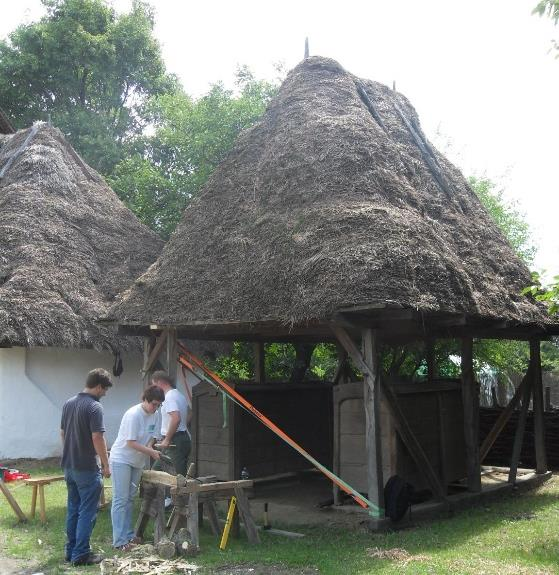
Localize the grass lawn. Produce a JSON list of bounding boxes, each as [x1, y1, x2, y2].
[[1, 464, 559, 574]]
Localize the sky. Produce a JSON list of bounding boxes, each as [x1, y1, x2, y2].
[[1, 0, 558, 279]]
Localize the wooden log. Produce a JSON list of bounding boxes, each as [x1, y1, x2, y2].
[[480, 369, 530, 461], [461, 337, 481, 492], [153, 487, 166, 544], [176, 479, 253, 494], [141, 470, 178, 487], [142, 330, 169, 379], [509, 374, 533, 484], [234, 487, 260, 544], [362, 328, 384, 515], [531, 340, 547, 474], [167, 328, 178, 379]]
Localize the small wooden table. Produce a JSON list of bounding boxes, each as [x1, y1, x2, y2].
[[24, 475, 65, 523]]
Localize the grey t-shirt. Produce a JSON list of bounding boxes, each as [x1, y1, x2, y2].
[[61, 392, 105, 471]]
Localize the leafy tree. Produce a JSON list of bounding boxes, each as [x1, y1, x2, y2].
[[109, 68, 279, 237], [0, 0, 175, 173]]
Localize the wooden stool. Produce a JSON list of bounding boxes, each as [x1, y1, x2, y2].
[[24, 475, 65, 523]]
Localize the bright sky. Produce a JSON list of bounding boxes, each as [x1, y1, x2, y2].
[[2, 0, 558, 279]]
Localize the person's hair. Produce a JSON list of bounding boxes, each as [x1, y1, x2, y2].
[[142, 384, 165, 403], [85, 368, 113, 389], [151, 371, 175, 388]]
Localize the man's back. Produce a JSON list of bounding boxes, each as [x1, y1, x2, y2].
[[61, 392, 105, 471]]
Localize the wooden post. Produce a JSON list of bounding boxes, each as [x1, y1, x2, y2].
[[0, 479, 27, 522], [545, 386, 551, 411], [531, 340, 547, 474], [253, 342, 265, 384], [167, 328, 178, 380], [426, 338, 436, 383], [362, 328, 384, 515], [509, 376, 533, 483], [461, 337, 481, 492], [143, 336, 156, 386]]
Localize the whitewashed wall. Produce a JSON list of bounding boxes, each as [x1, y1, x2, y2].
[[0, 346, 147, 459]]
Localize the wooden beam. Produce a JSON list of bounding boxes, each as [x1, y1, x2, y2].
[[142, 329, 169, 380], [332, 325, 447, 502], [362, 328, 384, 515], [426, 337, 435, 383], [167, 327, 178, 379], [480, 369, 531, 461], [530, 340, 547, 474], [253, 342, 265, 383], [461, 337, 481, 492], [0, 479, 27, 522], [508, 373, 533, 484]]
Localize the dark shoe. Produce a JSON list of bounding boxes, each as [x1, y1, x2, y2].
[[72, 553, 103, 566]]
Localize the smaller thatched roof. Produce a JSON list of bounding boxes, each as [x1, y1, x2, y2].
[[108, 56, 557, 341], [0, 123, 164, 350]]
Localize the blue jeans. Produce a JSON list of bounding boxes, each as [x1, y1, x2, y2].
[[110, 461, 143, 547], [64, 468, 103, 562]]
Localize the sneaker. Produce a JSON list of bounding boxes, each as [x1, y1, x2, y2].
[[72, 553, 104, 566], [164, 496, 173, 509]]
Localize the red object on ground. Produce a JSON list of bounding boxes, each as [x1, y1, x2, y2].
[[3, 470, 31, 482]]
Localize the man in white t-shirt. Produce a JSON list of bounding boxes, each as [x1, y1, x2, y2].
[[151, 370, 191, 476]]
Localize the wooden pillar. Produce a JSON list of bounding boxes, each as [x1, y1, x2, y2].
[[167, 328, 178, 380], [461, 337, 481, 492], [426, 337, 436, 383], [253, 342, 265, 384], [362, 328, 384, 515], [531, 339, 547, 474], [143, 336, 156, 386]]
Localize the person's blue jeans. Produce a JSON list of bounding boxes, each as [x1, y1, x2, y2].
[[110, 461, 143, 547], [64, 467, 103, 562]]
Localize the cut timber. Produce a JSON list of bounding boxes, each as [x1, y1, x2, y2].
[[24, 475, 66, 523], [509, 374, 533, 484], [0, 479, 27, 522]]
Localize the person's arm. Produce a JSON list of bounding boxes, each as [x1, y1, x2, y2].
[[126, 440, 161, 460], [92, 432, 111, 478], [159, 411, 180, 448]]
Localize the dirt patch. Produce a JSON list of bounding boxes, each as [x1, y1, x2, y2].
[[0, 532, 40, 575]]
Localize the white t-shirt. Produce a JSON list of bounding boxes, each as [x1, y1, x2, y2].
[[161, 388, 190, 438], [110, 404, 160, 469]]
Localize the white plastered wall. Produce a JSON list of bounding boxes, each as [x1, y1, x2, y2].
[[0, 346, 145, 459]]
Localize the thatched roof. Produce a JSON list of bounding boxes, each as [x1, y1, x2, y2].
[[0, 123, 164, 350], [109, 56, 555, 339]]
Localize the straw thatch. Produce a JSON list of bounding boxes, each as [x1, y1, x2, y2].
[[109, 56, 551, 334], [0, 123, 164, 350]]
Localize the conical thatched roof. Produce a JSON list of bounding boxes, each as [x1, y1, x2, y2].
[[0, 123, 164, 350], [109, 56, 554, 339]]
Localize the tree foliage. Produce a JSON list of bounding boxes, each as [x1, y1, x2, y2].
[[109, 68, 279, 237], [0, 0, 175, 173]]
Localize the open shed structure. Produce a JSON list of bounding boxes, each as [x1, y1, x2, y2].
[[0, 123, 164, 458], [108, 57, 559, 520]]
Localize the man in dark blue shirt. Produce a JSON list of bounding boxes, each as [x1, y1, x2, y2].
[[60, 368, 112, 566]]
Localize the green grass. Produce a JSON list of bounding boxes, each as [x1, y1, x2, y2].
[[2, 467, 559, 574]]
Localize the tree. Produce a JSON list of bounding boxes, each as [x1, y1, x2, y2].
[[0, 0, 175, 173], [109, 68, 280, 237]]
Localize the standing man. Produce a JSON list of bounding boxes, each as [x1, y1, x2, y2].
[[151, 371, 191, 477], [60, 368, 112, 566]]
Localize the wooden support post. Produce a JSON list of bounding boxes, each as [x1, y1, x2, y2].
[[461, 337, 481, 492], [332, 325, 447, 503], [509, 374, 533, 484], [531, 340, 547, 474], [253, 342, 265, 384], [0, 479, 27, 523], [167, 328, 178, 380], [362, 328, 384, 515], [480, 369, 530, 461], [426, 337, 436, 383], [143, 336, 156, 386]]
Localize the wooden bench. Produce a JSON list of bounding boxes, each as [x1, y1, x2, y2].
[[24, 475, 110, 523]]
